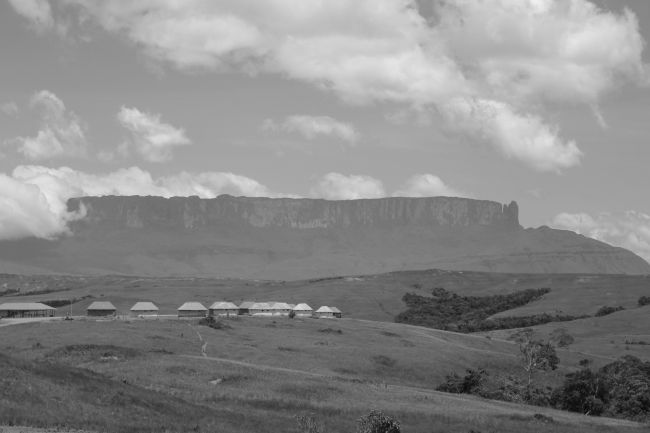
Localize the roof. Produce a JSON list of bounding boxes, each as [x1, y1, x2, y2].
[[330, 307, 342, 313], [130, 302, 159, 311], [209, 302, 239, 310], [178, 302, 207, 311], [270, 302, 292, 310], [250, 302, 271, 310], [315, 306, 334, 313], [292, 303, 313, 311], [238, 301, 255, 309], [0, 302, 55, 311], [87, 301, 116, 311]]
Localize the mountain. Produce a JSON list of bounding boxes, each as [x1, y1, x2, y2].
[[0, 195, 647, 279]]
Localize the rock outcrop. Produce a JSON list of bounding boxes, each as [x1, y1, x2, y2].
[[0, 195, 647, 279]]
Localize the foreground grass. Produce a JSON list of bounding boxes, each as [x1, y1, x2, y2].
[[0, 318, 647, 433]]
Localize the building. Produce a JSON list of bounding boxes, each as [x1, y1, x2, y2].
[[314, 306, 335, 319], [87, 301, 117, 317], [209, 302, 239, 317], [330, 306, 342, 318], [291, 303, 313, 318], [177, 302, 208, 318], [238, 301, 255, 315], [249, 302, 272, 316], [270, 302, 292, 316], [130, 302, 159, 317], [0, 302, 56, 318]]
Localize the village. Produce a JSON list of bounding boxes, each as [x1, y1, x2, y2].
[[0, 300, 343, 320]]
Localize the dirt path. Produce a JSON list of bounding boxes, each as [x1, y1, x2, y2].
[[187, 324, 207, 357]]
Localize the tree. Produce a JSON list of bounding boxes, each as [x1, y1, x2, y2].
[[356, 410, 400, 433], [638, 296, 650, 307], [515, 331, 559, 390], [550, 328, 574, 348]]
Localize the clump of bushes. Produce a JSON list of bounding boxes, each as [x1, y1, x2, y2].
[[595, 305, 625, 317], [198, 316, 232, 330], [638, 296, 650, 307], [394, 287, 590, 332], [356, 410, 400, 433]]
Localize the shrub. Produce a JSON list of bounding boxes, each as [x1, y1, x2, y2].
[[550, 328, 575, 348], [595, 305, 625, 317], [638, 296, 650, 307], [198, 317, 232, 330], [356, 410, 400, 433], [295, 413, 324, 433], [436, 369, 487, 394]]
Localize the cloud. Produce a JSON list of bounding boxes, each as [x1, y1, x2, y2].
[[262, 115, 359, 144], [440, 97, 583, 172], [309, 172, 385, 200], [17, 0, 647, 171], [7, 0, 53, 31], [0, 164, 281, 240], [117, 106, 191, 163], [0, 102, 19, 117], [7, 90, 87, 161], [393, 174, 466, 198], [551, 211, 650, 263]]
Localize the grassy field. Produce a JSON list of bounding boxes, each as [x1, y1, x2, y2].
[[0, 317, 647, 433], [1, 269, 649, 322]]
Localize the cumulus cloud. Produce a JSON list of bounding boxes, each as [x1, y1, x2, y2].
[[0, 102, 19, 117], [0, 164, 280, 240], [7, 0, 54, 31], [393, 174, 466, 198], [117, 106, 191, 163], [551, 211, 650, 263], [440, 97, 583, 172], [263, 115, 359, 144], [309, 173, 385, 200], [25, 0, 645, 171], [7, 90, 87, 160]]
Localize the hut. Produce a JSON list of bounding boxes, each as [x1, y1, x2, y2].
[[270, 302, 292, 316], [87, 301, 117, 317], [238, 301, 255, 315], [249, 302, 272, 316], [130, 302, 159, 317], [177, 302, 208, 318], [0, 302, 56, 318], [314, 306, 335, 319], [330, 307, 342, 318], [291, 303, 313, 318], [209, 302, 239, 317]]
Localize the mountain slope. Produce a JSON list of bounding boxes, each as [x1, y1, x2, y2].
[[0, 195, 647, 279]]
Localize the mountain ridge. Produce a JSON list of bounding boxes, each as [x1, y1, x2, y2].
[[0, 195, 646, 279]]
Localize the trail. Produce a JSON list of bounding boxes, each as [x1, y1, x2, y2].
[[188, 324, 207, 357]]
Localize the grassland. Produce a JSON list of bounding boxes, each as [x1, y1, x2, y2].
[[0, 316, 647, 433]]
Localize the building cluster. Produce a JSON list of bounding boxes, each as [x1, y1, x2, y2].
[[0, 300, 342, 319]]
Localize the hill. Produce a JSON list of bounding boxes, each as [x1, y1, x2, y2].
[[0, 317, 646, 433], [0, 195, 647, 279]]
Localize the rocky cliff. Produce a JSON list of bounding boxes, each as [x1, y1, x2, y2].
[[0, 195, 647, 279], [67, 195, 521, 230]]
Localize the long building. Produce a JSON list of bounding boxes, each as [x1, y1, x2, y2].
[[178, 302, 208, 318], [0, 302, 56, 318], [87, 301, 117, 317]]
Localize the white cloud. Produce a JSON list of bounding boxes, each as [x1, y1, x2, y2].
[[0, 164, 283, 241], [263, 115, 359, 144], [7, 0, 53, 31], [8, 90, 87, 160], [440, 97, 583, 172], [309, 172, 385, 200], [10, 0, 650, 171], [117, 106, 191, 163], [0, 102, 19, 117], [551, 211, 650, 263], [393, 174, 465, 198]]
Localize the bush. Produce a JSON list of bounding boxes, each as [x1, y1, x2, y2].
[[638, 296, 650, 307], [356, 410, 400, 433], [595, 305, 625, 317], [550, 328, 575, 348], [198, 317, 232, 330], [295, 413, 324, 433], [436, 369, 487, 394]]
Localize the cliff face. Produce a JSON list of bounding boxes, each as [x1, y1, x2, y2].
[[0, 195, 647, 279], [67, 195, 521, 230]]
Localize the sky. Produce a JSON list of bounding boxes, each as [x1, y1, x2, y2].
[[0, 0, 649, 261]]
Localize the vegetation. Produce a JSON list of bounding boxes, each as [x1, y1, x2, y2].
[[595, 305, 625, 317], [356, 410, 401, 433], [638, 296, 650, 307], [198, 316, 233, 330], [394, 287, 589, 332]]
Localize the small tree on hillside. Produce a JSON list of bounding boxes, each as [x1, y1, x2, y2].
[[638, 296, 650, 307], [513, 330, 559, 394], [356, 410, 401, 433]]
